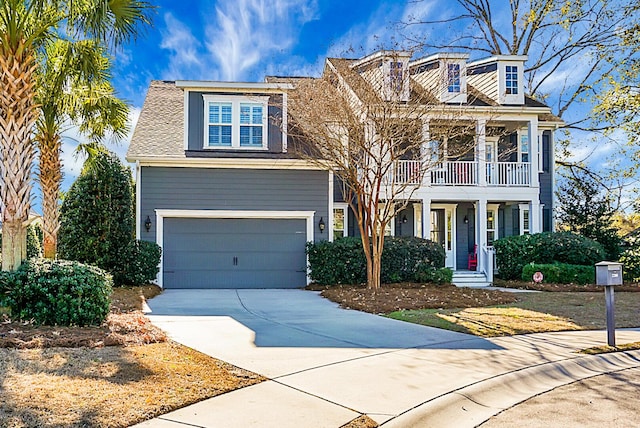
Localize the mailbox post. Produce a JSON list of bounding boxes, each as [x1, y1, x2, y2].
[[595, 261, 623, 347]]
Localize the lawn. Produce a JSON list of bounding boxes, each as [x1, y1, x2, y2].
[[312, 282, 640, 338], [0, 286, 264, 428]]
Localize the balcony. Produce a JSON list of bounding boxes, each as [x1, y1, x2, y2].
[[392, 160, 531, 186]]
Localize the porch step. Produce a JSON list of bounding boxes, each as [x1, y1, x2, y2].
[[452, 271, 491, 288]]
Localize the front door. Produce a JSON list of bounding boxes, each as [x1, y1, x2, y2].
[[430, 206, 456, 269]]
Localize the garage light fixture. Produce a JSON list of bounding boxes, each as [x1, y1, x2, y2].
[[145, 215, 152, 232], [318, 217, 325, 233]]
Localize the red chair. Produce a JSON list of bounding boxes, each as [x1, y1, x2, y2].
[[468, 244, 478, 271]]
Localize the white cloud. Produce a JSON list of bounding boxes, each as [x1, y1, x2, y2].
[[205, 0, 319, 81], [159, 12, 209, 80]]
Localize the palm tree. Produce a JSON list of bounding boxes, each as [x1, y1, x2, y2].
[[0, 0, 151, 270], [35, 39, 128, 259]]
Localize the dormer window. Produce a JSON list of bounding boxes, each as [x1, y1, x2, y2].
[[447, 63, 461, 93], [203, 94, 268, 150], [505, 65, 518, 95], [390, 61, 404, 92]]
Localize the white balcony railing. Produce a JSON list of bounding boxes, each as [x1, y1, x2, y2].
[[486, 162, 530, 186], [392, 160, 422, 185], [430, 161, 478, 186], [389, 160, 531, 187]]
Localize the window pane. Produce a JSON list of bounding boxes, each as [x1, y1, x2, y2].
[[252, 127, 262, 145], [209, 103, 232, 124], [209, 125, 232, 146], [240, 126, 263, 146], [240, 126, 250, 145], [240, 105, 250, 124], [252, 106, 263, 124], [447, 63, 460, 93]]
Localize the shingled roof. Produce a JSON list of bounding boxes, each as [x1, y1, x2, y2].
[[127, 80, 185, 160]]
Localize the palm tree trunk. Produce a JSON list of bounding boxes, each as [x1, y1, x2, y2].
[[0, 43, 38, 271], [37, 131, 62, 259]]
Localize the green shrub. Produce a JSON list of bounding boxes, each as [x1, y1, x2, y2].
[[522, 263, 594, 285], [415, 266, 453, 284], [58, 151, 135, 285], [494, 232, 605, 280], [6, 259, 112, 326], [380, 237, 445, 283], [306, 236, 445, 285], [307, 237, 367, 285], [620, 234, 640, 282], [118, 240, 162, 285], [0, 271, 21, 307]]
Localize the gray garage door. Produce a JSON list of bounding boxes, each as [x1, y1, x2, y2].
[[163, 218, 308, 289]]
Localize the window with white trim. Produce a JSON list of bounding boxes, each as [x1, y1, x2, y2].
[[487, 209, 496, 245], [505, 65, 518, 95], [520, 134, 529, 162], [333, 205, 349, 241], [204, 95, 268, 149], [447, 63, 461, 93], [520, 206, 530, 235]]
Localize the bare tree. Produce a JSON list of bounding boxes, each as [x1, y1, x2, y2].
[[402, 0, 639, 190], [285, 55, 476, 289]]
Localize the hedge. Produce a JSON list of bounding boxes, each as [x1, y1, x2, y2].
[[522, 263, 594, 285], [494, 232, 605, 280], [307, 236, 446, 285], [5, 259, 112, 326]]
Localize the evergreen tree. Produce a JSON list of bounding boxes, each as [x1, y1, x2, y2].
[[58, 151, 135, 284], [556, 171, 622, 260]]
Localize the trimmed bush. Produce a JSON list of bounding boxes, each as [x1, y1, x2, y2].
[[306, 236, 445, 285], [522, 263, 594, 285], [6, 259, 112, 326], [494, 232, 605, 280], [381, 237, 445, 283], [415, 266, 453, 284], [119, 240, 162, 286], [307, 237, 367, 285], [58, 151, 135, 285]]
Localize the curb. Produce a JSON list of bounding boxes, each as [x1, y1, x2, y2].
[[381, 350, 640, 428]]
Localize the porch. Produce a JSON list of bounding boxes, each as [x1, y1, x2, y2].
[[392, 160, 531, 187]]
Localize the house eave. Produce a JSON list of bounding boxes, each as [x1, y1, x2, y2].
[[127, 156, 325, 170], [175, 80, 293, 92]]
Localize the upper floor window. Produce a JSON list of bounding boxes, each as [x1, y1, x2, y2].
[[390, 61, 404, 92], [505, 65, 518, 95], [447, 63, 461, 93], [203, 95, 268, 150]]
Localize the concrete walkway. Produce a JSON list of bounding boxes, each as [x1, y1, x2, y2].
[[133, 289, 640, 428]]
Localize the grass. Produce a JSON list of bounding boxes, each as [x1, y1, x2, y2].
[[581, 342, 640, 355], [0, 286, 265, 428], [386, 292, 640, 338]]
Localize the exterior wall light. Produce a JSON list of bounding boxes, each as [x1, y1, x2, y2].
[[145, 215, 152, 232], [319, 217, 325, 233], [463, 215, 469, 224]]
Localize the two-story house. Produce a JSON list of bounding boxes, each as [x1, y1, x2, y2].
[[127, 50, 561, 289]]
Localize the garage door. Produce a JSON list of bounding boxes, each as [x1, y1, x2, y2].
[[163, 218, 308, 289]]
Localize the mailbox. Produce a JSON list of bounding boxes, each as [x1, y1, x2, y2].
[[595, 261, 623, 286]]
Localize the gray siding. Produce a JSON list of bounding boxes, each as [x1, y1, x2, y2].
[[140, 167, 329, 243], [187, 91, 283, 153]]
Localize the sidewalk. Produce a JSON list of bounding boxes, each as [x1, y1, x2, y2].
[[132, 290, 640, 427]]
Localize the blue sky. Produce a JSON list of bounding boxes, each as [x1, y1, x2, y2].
[[51, 0, 633, 212]]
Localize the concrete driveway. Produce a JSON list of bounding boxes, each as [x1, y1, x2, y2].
[[138, 289, 640, 428]]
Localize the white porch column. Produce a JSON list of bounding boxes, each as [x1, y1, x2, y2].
[[477, 199, 487, 271], [413, 202, 423, 238], [530, 200, 542, 234], [528, 117, 539, 188], [422, 198, 431, 239], [422, 119, 431, 186], [476, 119, 487, 186]]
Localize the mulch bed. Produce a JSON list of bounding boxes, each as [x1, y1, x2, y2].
[[0, 285, 166, 349], [307, 282, 518, 314], [492, 279, 640, 292]]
